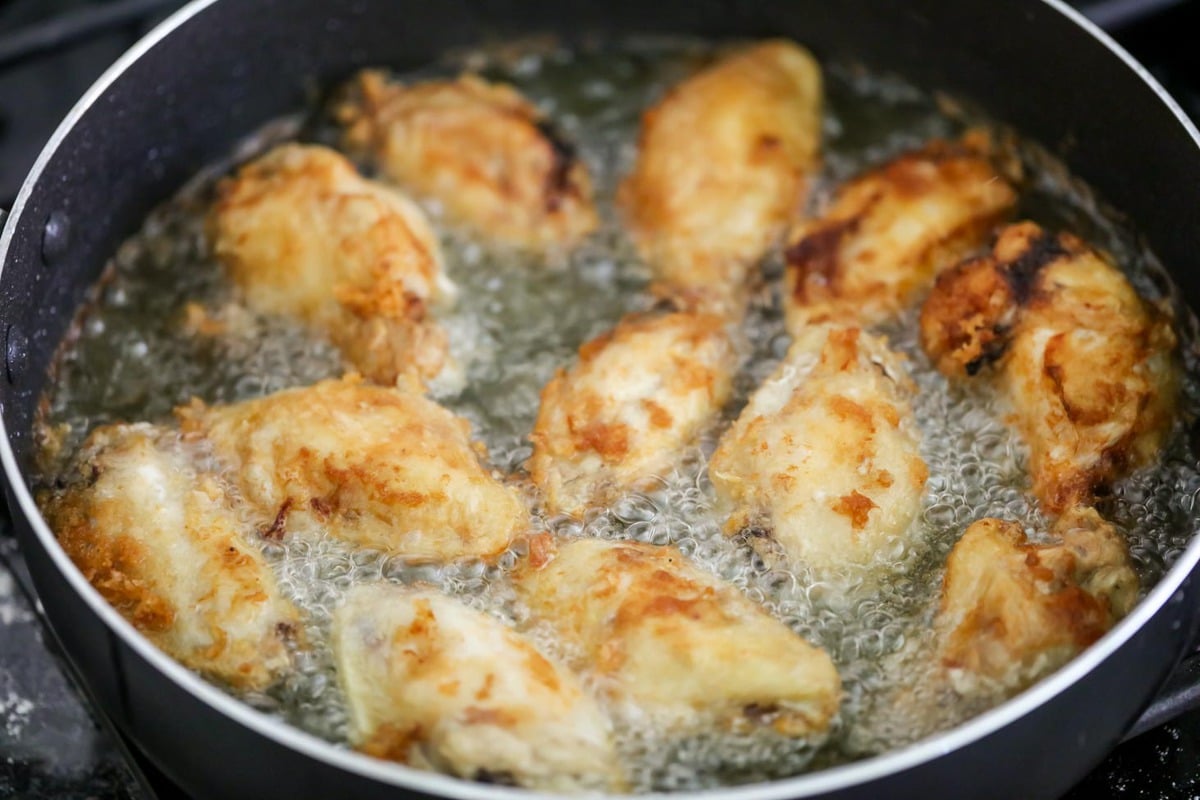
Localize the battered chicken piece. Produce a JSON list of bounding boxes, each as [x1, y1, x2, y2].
[[709, 325, 928, 576], [529, 310, 737, 516], [514, 538, 841, 737], [177, 376, 525, 561], [332, 584, 623, 791], [209, 143, 456, 387], [784, 133, 1017, 331], [619, 40, 822, 312], [43, 424, 297, 690], [340, 71, 597, 250], [934, 508, 1137, 694], [920, 221, 1178, 513]]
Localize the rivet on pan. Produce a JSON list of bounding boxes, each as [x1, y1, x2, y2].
[[41, 210, 71, 265], [5, 325, 27, 384]]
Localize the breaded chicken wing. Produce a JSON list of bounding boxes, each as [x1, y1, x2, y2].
[[920, 221, 1178, 513], [340, 71, 597, 250], [934, 508, 1137, 694], [709, 325, 928, 576], [529, 310, 737, 516], [332, 584, 623, 791], [514, 538, 841, 737], [784, 133, 1017, 331], [619, 40, 822, 313], [209, 143, 456, 387], [177, 375, 525, 561], [43, 424, 297, 690]]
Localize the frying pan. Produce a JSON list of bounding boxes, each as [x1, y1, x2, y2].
[[1, 1, 1198, 798]]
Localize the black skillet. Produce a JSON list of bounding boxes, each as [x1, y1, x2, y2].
[[1, 1, 1199, 798]]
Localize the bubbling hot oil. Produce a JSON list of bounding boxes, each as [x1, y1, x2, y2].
[[35, 39, 1200, 792]]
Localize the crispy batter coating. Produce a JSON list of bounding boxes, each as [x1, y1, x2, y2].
[[209, 143, 456, 387], [43, 424, 297, 690], [784, 133, 1017, 331], [709, 325, 928, 576], [619, 40, 822, 312], [340, 71, 597, 250], [529, 310, 737, 516], [920, 221, 1178, 513], [332, 584, 623, 792], [177, 376, 525, 561], [514, 538, 841, 737], [935, 508, 1137, 694]]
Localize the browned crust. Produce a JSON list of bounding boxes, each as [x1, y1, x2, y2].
[[529, 310, 734, 514], [831, 491, 878, 531], [920, 222, 1083, 378], [784, 216, 862, 304], [338, 70, 597, 249], [207, 144, 450, 386], [617, 40, 821, 314], [360, 723, 423, 763], [786, 132, 1018, 325], [53, 507, 176, 633], [936, 511, 1136, 687], [42, 426, 298, 691], [179, 376, 524, 560], [514, 539, 841, 737], [920, 220, 1179, 514], [920, 255, 1014, 376]]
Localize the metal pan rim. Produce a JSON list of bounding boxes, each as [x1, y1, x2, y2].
[[0, 0, 1197, 796]]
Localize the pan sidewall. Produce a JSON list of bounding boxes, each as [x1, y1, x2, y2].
[[1, 0, 1199, 798]]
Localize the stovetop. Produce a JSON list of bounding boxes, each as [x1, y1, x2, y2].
[[0, 1, 1199, 798]]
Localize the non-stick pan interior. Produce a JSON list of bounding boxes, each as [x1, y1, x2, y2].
[[3, 0, 1200, 471], [1, 2, 1199, 799]]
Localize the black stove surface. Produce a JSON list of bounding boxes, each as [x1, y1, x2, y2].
[[1, 1, 1199, 798]]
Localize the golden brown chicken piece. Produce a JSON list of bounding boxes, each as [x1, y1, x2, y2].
[[339, 71, 597, 250], [920, 221, 1178, 514], [176, 375, 525, 561], [529, 310, 737, 516], [514, 538, 841, 737], [42, 424, 297, 690], [209, 143, 456, 388], [332, 584, 623, 791], [934, 508, 1137, 694], [784, 133, 1017, 331], [618, 40, 822, 313], [709, 324, 928, 576]]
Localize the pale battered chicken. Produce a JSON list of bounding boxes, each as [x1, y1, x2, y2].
[[514, 538, 841, 736], [934, 508, 1137, 695], [529, 310, 737, 516], [709, 325, 928, 576], [618, 40, 822, 312], [42, 424, 297, 690], [784, 133, 1017, 331], [209, 143, 457, 387], [920, 221, 1178, 513], [332, 584, 623, 791], [177, 375, 525, 561], [340, 71, 597, 250]]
